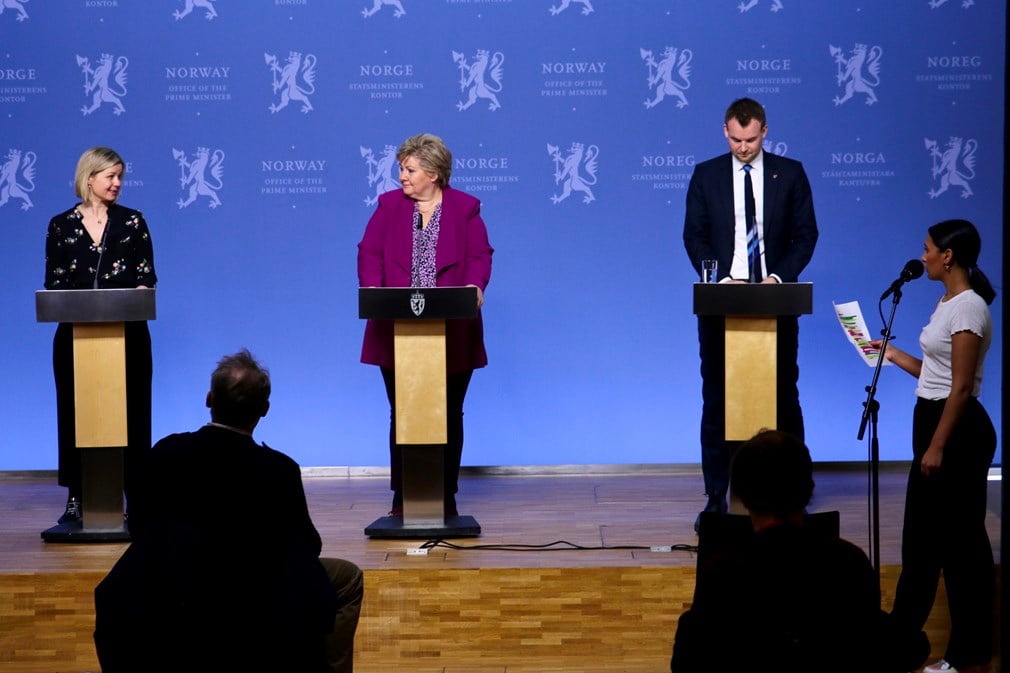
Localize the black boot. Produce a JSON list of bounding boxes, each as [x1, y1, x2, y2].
[[58, 496, 82, 524]]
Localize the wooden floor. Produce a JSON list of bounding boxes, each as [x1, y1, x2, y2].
[[0, 466, 1002, 673]]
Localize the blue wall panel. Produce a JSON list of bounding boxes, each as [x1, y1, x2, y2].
[[1, 1, 1003, 469]]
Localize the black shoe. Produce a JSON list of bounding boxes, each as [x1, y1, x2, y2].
[[58, 497, 82, 525], [693, 497, 727, 534]]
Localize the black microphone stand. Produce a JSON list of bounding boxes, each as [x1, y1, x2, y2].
[[857, 285, 904, 580]]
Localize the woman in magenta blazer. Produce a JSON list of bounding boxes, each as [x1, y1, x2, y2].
[[357, 133, 493, 517]]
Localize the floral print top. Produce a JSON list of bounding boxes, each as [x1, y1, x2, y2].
[[410, 202, 441, 288], [44, 203, 157, 290]]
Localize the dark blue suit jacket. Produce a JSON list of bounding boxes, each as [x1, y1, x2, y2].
[[683, 152, 818, 283]]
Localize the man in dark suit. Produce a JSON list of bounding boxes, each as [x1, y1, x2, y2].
[[94, 349, 363, 673], [683, 98, 818, 531]]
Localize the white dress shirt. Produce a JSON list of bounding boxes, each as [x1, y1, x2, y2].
[[729, 152, 770, 282]]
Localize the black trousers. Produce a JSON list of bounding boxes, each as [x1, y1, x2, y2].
[[53, 321, 152, 503], [380, 367, 473, 508], [891, 396, 996, 668], [697, 315, 803, 502], [95, 554, 363, 673]]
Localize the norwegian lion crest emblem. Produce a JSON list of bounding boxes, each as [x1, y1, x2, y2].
[[0, 149, 36, 211], [410, 291, 425, 317], [173, 0, 217, 20], [77, 53, 129, 116], [763, 139, 788, 156], [737, 0, 784, 12], [361, 144, 401, 206], [0, 0, 30, 22], [549, 0, 594, 15], [452, 49, 505, 112], [265, 51, 317, 114], [641, 47, 692, 109], [362, 0, 405, 18], [548, 142, 599, 205], [173, 147, 224, 209], [925, 136, 977, 199], [830, 43, 882, 106], [928, 0, 974, 9]]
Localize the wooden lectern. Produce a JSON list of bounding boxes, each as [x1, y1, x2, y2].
[[36, 288, 156, 542], [360, 286, 481, 538], [692, 283, 813, 511]]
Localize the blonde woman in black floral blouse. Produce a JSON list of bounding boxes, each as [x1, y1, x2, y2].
[[44, 146, 157, 526]]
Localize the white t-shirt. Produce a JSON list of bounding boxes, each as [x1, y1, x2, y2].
[[915, 289, 991, 400]]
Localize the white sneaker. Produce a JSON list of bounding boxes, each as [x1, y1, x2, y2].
[[923, 660, 991, 673]]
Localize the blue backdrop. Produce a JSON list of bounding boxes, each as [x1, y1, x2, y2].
[[1, 1, 1003, 470]]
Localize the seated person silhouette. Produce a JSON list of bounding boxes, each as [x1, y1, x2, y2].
[[671, 429, 926, 673], [94, 350, 363, 673]]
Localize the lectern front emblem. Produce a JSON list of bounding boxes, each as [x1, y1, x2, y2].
[[410, 291, 425, 316]]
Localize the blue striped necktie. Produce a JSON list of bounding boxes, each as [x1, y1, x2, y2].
[[743, 164, 762, 282]]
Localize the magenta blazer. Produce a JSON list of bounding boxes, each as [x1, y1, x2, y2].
[[357, 186, 494, 374]]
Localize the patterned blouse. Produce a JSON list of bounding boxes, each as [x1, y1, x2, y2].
[[410, 202, 441, 288], [44, 203, 157, 290]]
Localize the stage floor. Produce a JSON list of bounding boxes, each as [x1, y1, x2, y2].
[[0, 466, 1002, 673], [3, 464, 1000, 572]]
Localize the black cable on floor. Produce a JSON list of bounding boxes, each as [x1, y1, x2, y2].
[[417, 539, 699, 553]]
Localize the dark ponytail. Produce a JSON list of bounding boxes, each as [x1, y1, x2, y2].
[[966, 266, 996, 306]]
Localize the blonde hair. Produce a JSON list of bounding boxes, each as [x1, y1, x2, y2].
[[396, 133, 452, 188], [74, 146, 125, 202]]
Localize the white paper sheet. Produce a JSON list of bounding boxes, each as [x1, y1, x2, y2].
[[833, 300, 890, 367]]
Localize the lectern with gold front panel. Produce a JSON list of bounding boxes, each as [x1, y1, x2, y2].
[[359, 287, 481, 538], [693, 283, 813, 512], [36, 288, 156, 542]]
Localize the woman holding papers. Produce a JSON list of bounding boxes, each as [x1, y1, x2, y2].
[[872, 219, 995, 673]]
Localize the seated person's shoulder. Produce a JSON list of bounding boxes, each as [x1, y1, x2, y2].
[[149, 431, 201, 462], [258, 442, 302, 473]]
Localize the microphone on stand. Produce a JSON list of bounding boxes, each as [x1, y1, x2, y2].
[[93, 222, 110, 289], [880, 259, 924, 301]]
